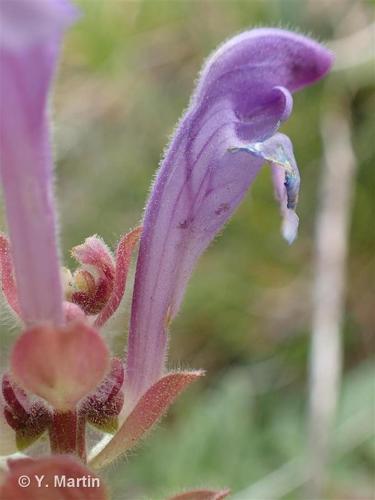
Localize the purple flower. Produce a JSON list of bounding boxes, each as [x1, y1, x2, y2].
[[0, 0, 140, 327], [0, 1, 333, 473], [125, 29, 333, 409], [0, 0, 77, 326]]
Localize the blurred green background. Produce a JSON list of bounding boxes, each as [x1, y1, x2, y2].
[[56, 0, 374, 498], [10, 0, 375, 498]]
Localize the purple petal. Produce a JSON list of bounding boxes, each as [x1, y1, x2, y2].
[[125, 29, 333, 406], [194, 28, 333, 100], [0, 0, 77, 325], [0, 0, 78, 51]]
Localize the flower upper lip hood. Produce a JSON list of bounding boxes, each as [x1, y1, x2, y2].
[[195, 28, 333, 99], [124, 28, 333, 409]]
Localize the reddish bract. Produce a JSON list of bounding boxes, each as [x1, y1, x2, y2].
[[91, 370, 204, 469], [10, 321, 109, 411]]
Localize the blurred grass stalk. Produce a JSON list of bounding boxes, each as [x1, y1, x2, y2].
[[307, 108, 357, 496], [306, 17, 375, 497], [234, 106, 359, 500], [233, 17, 373, 498]]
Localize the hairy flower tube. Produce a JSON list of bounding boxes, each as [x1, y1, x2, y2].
[[123, 29, 333, 410], [0, 0, 333, 497]]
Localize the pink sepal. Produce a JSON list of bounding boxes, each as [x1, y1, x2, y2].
[[71, 236, 115, 315], [2, 374, 51, 450], [168, 489, 230, 500], [90, 370, 203, 469], [63, 301, 86, 322], [94, 227, 142, 328], [0, 455, 107, 499], [72, 235, 114, 275], [10, 321, 110, 411], [0, 234, 20, 317], [2, 373, 30, 419], [0, 400, 17, 456], [82, 358, 124, 432]]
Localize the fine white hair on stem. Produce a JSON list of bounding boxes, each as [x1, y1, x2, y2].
[[307, 108, 357, 498]]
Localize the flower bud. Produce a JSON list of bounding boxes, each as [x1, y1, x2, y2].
[[69, 236, 115, 316]]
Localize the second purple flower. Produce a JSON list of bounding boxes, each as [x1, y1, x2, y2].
[[125, 29, 333, 409]]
